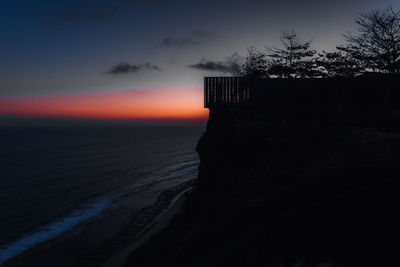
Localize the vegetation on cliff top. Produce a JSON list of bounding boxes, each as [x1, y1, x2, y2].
[[238, 5, 400, 78]]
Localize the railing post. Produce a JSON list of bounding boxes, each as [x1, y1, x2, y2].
[[204, 77, 207, 108], [204, 77, 252, 108], [212, 77, 216, 105]]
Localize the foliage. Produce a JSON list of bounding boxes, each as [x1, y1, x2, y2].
[[240, 47, 269, 78], [341, 5, 400, 74], [234, 6, 400, 78], [317, 51, 364, 77]]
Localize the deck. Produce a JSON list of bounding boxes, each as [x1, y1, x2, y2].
[[204, 76, 400, 110], [204, 76, 400, 129]]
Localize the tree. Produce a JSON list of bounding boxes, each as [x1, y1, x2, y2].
[[267, 30, 318, 78], [240, 47, 269, 78], [340, 5, 400, 74], [317, 50, 364, 77]]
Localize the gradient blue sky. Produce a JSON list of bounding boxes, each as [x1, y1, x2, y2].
[[0, 0, 396, 99]]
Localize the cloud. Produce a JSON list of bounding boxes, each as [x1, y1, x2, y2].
[[188, 53, 242, 74], [106, 62, 162, 75], [161, 30, 216, 47], [61, 6, 120, 23]]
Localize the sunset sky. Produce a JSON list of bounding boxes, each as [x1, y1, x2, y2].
[[0, 0, 396, 124]]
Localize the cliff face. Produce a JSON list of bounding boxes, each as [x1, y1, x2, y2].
[[127, 109, 400, 267], [197, 109, 359, 204]]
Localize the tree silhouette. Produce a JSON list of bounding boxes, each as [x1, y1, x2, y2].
[[267, 31, 318, 78], [340, 5, 400, 74], [240, 47, 269, 78], [232, 6, 400, 79], [317, 51, 364, 78]]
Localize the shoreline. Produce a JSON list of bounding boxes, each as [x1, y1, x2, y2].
[[101, 186, 192, 267], [2, 178, 195, 267]]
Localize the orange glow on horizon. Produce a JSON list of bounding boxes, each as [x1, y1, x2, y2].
[[0, 88, 209, 123]]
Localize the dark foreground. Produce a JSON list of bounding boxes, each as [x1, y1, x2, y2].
[[126, 109, 400, 267]]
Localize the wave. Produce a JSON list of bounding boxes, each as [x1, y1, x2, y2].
[[124, 159, 199, 191], [159, 160, 199, 180], [0, 198, 113, 265]]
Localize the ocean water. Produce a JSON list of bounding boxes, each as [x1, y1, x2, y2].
[[0, 125, 204, 264]]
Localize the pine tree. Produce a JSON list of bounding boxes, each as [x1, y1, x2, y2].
[[267, 31, 318, 78], [317, 50, 364, 77]]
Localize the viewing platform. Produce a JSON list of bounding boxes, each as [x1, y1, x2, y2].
[[204, 76, 400, 109], [204, 76, 400, 129]]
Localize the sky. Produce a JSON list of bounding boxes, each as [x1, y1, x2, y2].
[[0, 0, 396, 124]]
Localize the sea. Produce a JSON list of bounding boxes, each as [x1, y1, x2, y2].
[[0, 124, 204, 264]]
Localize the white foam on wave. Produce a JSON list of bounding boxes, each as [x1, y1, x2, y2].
[[159, 160, 199, 181], [0, 198, 112, 265]]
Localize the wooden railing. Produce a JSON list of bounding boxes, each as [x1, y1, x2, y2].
[[204, 76, 400, 112], [204, 77, 251, 108], [204, 75, 400, 130]]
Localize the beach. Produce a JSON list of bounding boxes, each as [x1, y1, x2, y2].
[[3, 179, 195, 267]]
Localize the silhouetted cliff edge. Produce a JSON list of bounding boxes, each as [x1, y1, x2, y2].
[[126, 108, 400, 267]]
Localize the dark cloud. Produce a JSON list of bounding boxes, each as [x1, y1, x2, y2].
[[161, 30, 216, 47], [189, 53, 242, 74], [106, 62, 162, 75], [61, 6, 120, 23]]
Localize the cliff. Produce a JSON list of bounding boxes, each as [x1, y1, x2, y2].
[[126, 108, 400, 267]]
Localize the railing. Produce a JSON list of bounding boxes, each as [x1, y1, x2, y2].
[[203, 75, 400, 131], [204, 76, 400, 112], [204, 77, 251, 108]]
